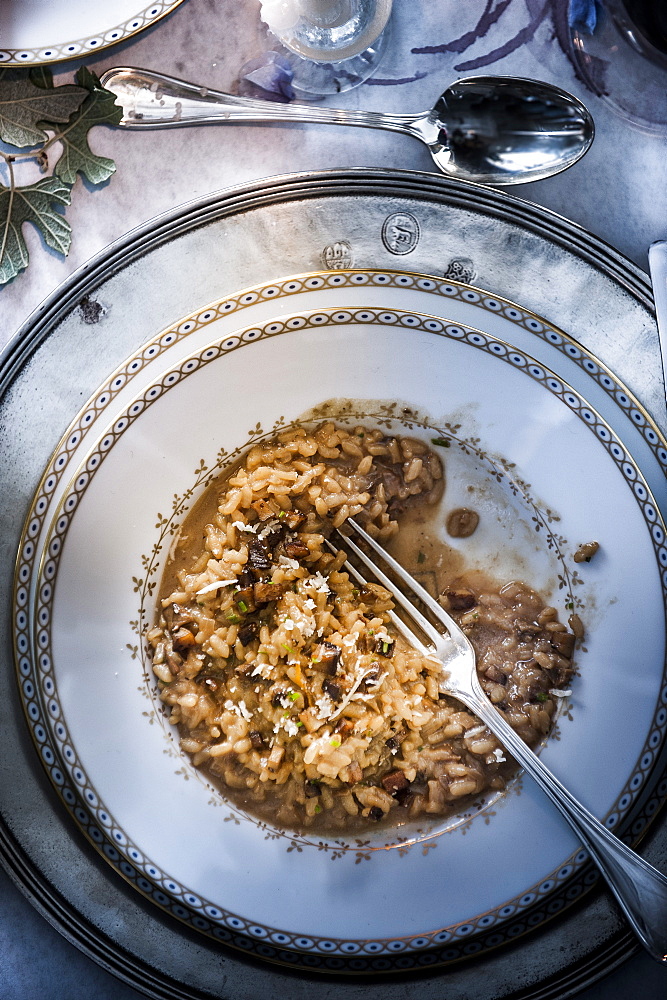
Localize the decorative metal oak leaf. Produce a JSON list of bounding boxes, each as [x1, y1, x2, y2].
[[45, 67, 123, 185], [0, 71, 86, 147], [0, 66, 121, 284], [0, 176, 71, 284]]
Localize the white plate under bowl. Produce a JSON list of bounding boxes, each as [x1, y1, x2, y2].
[[15, 272, 667, 972]]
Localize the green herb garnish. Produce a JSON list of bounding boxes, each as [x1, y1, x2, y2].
[[237, 600, 248, 613], [382, 641, 389, 654], [314, 804, 322, 813], [431, 437, 450, 448], [289, 692, 300, 701], [281, 643, 295, 655], [329, 737, 341, 748], [227, 613, 241, 624], [536, 692, 548, 702]]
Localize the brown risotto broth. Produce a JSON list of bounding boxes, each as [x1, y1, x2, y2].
[[146, 423, 575, 832]]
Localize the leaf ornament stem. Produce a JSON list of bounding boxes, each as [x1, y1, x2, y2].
[[0, 66, 122, 285]]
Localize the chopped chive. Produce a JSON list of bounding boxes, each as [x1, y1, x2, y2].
[[382, 641, 389, 654], [281, 643, 294, 654], [329, 737, 341, 748], [227, 613, 241, 624], [296, 720, 304, 727], [314, 804, 322, 813], [289, 692, 300, 701], [431, 436, 450, 448], [282, 710, 290, 717], [278, 510, 286, 518], [237, 600, 248, 613], [417, 551, 426, 564]]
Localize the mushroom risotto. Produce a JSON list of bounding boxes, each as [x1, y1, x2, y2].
[[146, 423, 575, 832]]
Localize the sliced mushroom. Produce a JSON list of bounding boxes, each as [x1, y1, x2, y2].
[[253, 581, 285, 604], [317, 641, 341, 676], [381, 770, 409, 796], [444, 589, 477, 612], [284, 538, 310, 560]]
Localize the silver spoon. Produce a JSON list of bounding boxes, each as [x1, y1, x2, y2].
[[100, 67, 594, 185]]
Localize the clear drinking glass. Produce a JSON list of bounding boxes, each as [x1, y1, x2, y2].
[[259, 0, 393, 99], [570, 0, 667, 133]]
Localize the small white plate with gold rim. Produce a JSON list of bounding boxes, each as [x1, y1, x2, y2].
[[0, 0, 185, 67]]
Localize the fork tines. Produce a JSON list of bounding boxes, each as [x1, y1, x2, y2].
[[330, 517, 470, 658]]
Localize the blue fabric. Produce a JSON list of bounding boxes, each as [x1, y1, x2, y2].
[[238, 51, 295, 103], [568, 0, 601, 34]]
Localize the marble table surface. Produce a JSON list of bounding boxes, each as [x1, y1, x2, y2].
[[1, 0, 667, 997]]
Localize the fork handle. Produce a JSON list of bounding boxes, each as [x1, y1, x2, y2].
[[458, 688, 667, 962]]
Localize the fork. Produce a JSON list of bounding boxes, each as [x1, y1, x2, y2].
[[332, 517, 667, 963]]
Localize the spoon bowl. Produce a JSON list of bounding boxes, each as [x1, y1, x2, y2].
[[100, 67, 594, 185], [426, 76, 595, 184]]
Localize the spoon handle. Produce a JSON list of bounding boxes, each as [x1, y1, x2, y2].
[[99, 66, 423, 137], [456, 683, 667, 963]]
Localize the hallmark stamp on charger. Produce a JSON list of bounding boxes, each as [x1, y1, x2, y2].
[[321, 241, 353, 269], [382, 212, 420, 255]]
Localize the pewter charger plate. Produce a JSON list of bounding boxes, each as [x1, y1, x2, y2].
[[1, 170, 667, 999]]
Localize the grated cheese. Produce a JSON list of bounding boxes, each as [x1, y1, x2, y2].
[[315, 693, 335, 720], [273, 716, 300, 738], [251, 662, 274, 679], [232, 521, 258, 533], [196, 578, 238, 596], [304, 571, 330, 593], [328, 665, 379, 721]]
